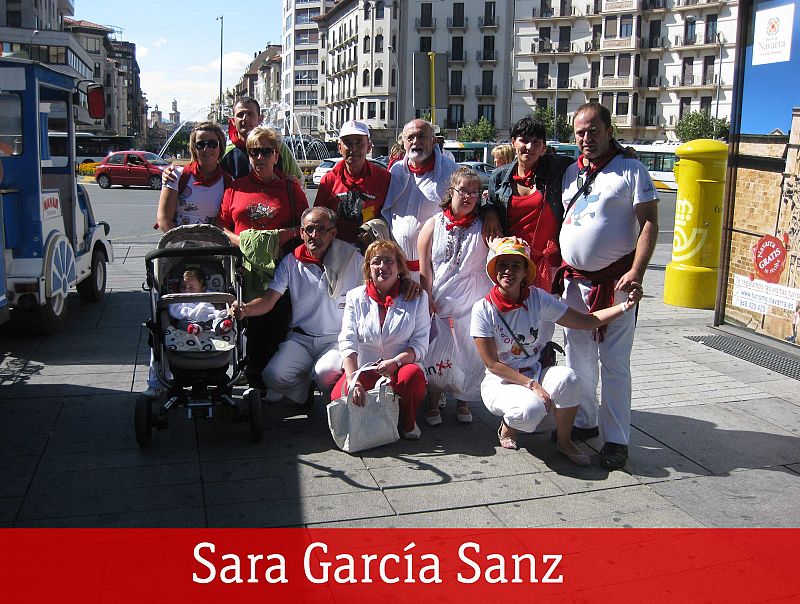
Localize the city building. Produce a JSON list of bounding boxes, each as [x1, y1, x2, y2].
[[108, 38, 147, 147], [316, 0, 400, 154], [257, 45, 283, 111], [511, 0, 737, 142]]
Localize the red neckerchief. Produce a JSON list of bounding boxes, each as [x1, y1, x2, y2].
[[333, 158, 370, 189], [443, 206, 477, 231], [486, 285, 529, 312], [407, 155, 435, 175], [228, 119, 246, 151], [529, 238, 559, 292], [366, 280, 401, 308], [576, 149, 619, 174], [511, 161, 540, 189], [182, 161, 224, 188], [247, 168, 285, 187], [293, 244, 323, 265]]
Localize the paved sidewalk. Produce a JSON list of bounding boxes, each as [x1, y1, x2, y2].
[[1, 243, 798, 528]]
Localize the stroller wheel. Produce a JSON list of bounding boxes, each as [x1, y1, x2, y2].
[[135, 394, 154, 446], [246, 388, 263, 442]]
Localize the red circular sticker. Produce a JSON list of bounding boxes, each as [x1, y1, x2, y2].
[[752, 235, 787, 284]]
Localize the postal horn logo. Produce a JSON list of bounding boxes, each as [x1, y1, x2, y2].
[[767, 16, 780, 35]]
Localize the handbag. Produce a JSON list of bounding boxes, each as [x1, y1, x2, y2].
[[326, 363, 400, 453], [424, 315, 466, 393]]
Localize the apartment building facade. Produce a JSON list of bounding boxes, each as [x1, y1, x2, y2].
[[512, 0, 737, 141]]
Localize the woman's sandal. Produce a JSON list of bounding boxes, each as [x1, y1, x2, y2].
[[456, 406, 473, 424], [497, 423, 518, 450], [556, 443, 591, 467], [424, 408, 443, 426]]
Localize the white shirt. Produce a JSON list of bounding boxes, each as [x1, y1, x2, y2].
[[268, 248, 364, 336], [167, 165, 226, 227], [339, 285, 430, 367], [560, 156, 658, 272], [471, 289, 567, 378]]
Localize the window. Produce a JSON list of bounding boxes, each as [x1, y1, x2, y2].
[[478, 104, 495, 124], [485, 1, 496, 22], [295, 50, 318, 65], [0, 93, 23, 155], [451, 37, 463, 59], [616, 92, 629, 116], [6, 11, 22, 27], [618, 53, 631, 77], [645, 98, 657, 125], [375, 68, 383, 86], [601, 92, 613, 112], [376, 2, 385, 19], [391, 69, 396, 86], [364, 3, 371, 19], [536, 98, 548, 109], [605, 16, 617, 39], [295, 70, 318, 86], [679, 97, 691, 119], [296, 8, 321, 24], [450, 70, 463, 95], [706, 15, 718, 41], [83, 37, 101, 54], [700, 96, 712, 115], [94, 62, 101, 78], [685, 19, 697, 44], [285, 34, 292, 50], [381, 102, 386, 119], [375, 35, 384, 52], [420, 37, 432, 52], [364, 36, 371, 53], [448, 103, 464, 128], [453, 3, 465, 26], [296, 30, 318, 45], [295, 90, 318, 106], [420, 3, 433, 26], [620, 15, 633, 38], [363, 69, 370, 86], [603, 56, 615, 77], [368, 102, 377, 119]]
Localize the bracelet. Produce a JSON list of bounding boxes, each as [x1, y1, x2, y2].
[[526, 378, 535, 389], [394, 356, 404, 368]]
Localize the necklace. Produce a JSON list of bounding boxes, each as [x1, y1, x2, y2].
[[441, 213, 468, 265]]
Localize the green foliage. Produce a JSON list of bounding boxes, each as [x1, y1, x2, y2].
[[166, 130, 190, 156], [456, 116, 497, 142], [675, 111, 730, 142], [530, 106, 572, 142]]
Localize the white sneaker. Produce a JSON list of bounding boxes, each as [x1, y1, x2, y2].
[[403, 422, 421, 440], [142, 386, 163, 399]]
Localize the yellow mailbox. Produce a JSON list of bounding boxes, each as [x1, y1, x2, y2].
[[663, 139, 728, 308]]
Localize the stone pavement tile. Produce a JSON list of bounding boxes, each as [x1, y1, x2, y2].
[[544, 464, 641, 494], [788, 463, 800, 475], [488, 484, 674, 528], [383, 473, 564, 515], [701, 361, 787, 383], [0, 497, 21, 523], [752, 378, 800, 405], [729, 397, 800, 437], [204, 467, 379, 507], [57, 392, 138, 422], [0, 455, 38, 497], [0, 398, 62, 456], [630, 405, 800, 474], [14, 506, 207, 528], [97, 293, 150, 329], [206, 490, 395, 527], [37, 445, 198, 473], [201, 451, 367, 482], [624, 427, 710, 483], [368, 452, 549, 488], [650, 468, 800, 527], [310, 506, 505, 528], [537, 507, 707, 528], [0, 376, 136, 399], [17, 481, 204, 521]]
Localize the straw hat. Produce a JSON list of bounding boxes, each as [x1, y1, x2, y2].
[[485, 238, 538, 285]]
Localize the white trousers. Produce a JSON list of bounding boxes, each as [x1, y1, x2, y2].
[[481, 366, 580, 433], [562, 276, 637, 445], [262, 331, 342, 404]]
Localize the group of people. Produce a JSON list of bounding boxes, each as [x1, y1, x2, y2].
[[146, 96, 658, 471]]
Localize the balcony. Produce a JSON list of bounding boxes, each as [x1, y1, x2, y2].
[[449, 85, 466, 97], [640, 36, 667, 50], [583, 76, 600, 88], [447, 50, 466, 64], [531, 40, 554, 54], [640, 75, 666, 87], [447, 17, 468, 31], [478, 16, 498, 29], [584, 39, 601, 52], [555, 42, 579, 54], [476, 49, 497, 63], [613, 114, 638, 128], [532, 5, 579, 19], [601, 36, 637, 51], [673, 33, 718, 48], [533, 77, 577, 89], [475, 85, 497, 97], [603, 0, 637, 12], [674, 0, 727, 10], [640, 114, 663, 127], [415, 17, 437, 31], [642, 0, 667, 9], [585, 0, 603, 17], [600, 74, 637, 88]]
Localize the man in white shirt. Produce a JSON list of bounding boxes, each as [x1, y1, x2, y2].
[[382, 119, 458, 278], [557, 102, 659, 470], [232, 207, 363, 405]]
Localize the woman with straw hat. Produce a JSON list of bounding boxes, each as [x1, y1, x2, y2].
[[470, 237, 642, 465]]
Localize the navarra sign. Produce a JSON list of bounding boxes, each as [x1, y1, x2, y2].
[[752, 234, 788, 284]]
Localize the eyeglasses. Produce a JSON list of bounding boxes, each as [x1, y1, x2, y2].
[[301, 225, 333, 235], [369, 256, 396, 267], [195, 140, 220, 150], [452, 187, 480, 198], [248, 147, 276, 158]]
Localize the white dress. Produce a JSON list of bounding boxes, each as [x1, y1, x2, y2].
[[430, 212, 491, 402]]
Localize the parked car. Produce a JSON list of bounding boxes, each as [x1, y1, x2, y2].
[[310, 157, 388, 186], [95, 151, 170, 190], [458, 161, 496, 188]]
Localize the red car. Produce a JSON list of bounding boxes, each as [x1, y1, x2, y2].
[[95, 151, 170, 189]]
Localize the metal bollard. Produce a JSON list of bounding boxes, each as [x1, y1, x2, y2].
[[663, 139, 728, 309]]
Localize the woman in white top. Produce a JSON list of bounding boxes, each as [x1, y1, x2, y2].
[[470, 238, 642, 466], [334, 240, 430, 439], [155, 121, 230, 232], [418, 167, 491, 425]]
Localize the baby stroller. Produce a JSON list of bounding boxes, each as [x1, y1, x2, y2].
[[135, 224, 263, 445]]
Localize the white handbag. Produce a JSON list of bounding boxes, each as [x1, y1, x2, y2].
[[326, 363, 400, 453], [424, 315, 466, 393]]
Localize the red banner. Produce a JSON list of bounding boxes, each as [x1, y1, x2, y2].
[[2, 529, 798, 603]]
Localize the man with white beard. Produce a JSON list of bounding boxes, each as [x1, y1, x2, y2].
[[381, 119, 458, 279]]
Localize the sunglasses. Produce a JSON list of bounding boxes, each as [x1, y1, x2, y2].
[[195, 140, 220, 150], [248, 147, 276, 158], [301, 225, 333, 235]]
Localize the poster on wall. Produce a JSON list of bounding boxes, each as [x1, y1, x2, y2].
[[752, 3, 795, 65]]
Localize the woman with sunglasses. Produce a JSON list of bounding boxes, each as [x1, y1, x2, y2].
[[155, 121, 231, 232], [417, 167, 491, 426], [219, 126, 309, 390]]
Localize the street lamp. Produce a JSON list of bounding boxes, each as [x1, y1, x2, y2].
[[216, 15, 224, 124], [714, 32, 724, 138]]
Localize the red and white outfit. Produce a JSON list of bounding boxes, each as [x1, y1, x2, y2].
[[559, 155, 658, 445], [218, 170, 307, 235], [429, 210, 491, 402], [471, 288, 580, 433], [167, 164, 229, 227], [382, 146, 458, 277], [314, 160, 391, 244], [263, 240, 363, 404], [334, 285, 430, 433]]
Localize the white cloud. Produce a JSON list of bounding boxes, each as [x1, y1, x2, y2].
[[152, 37, 167, 47], [137, 46, 149, 58]]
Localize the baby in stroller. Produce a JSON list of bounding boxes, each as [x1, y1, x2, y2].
[[169, 268, 233, 335]]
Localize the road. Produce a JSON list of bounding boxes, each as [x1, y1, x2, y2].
[[83, 181, 676, 246]]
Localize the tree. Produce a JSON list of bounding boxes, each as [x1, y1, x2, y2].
[[530, 106, 572, 142], [456, 116, 497, 142], [675, 110, 730, 142]]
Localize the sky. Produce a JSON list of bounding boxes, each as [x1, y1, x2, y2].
[[76, 0, 284, 122]]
